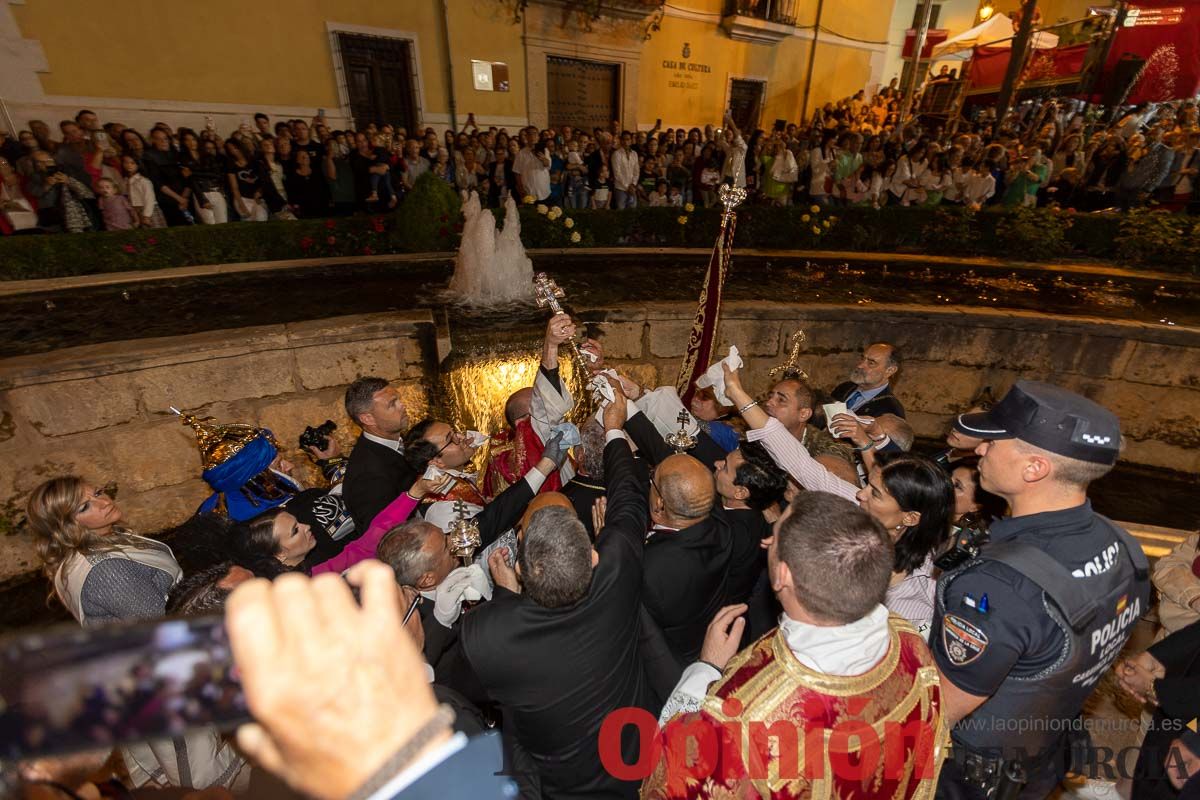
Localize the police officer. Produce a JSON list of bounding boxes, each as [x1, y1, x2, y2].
[[932, 380, 1150, 799]]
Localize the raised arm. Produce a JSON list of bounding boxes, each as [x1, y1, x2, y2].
[[310, 474, 447, 576], [596, 383, 650, 555], [722, 363, 859, 504]]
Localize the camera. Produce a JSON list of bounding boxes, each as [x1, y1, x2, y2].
[[935, 513, 990, 571], [299, 419, 337, 452]]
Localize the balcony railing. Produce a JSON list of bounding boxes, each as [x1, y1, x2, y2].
[[726, 0, 798, 27]]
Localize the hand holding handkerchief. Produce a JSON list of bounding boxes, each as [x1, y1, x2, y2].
[[695, 345, 744, 406]]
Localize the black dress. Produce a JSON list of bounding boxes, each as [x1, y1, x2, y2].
[[284, 168, 332, 218]]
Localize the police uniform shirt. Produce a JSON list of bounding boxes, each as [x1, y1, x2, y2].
[[931, 500, 1149, 751]]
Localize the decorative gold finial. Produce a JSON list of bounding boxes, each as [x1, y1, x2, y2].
[[173, 407, 271, 470], [770, 331, 809, 381]]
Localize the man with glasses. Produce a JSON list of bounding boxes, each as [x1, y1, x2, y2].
[[404, 420, 490, 507]]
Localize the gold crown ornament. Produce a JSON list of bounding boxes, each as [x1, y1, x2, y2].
[[172, 407, 275, 470]]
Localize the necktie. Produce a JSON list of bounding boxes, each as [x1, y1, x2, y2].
[[846, 390, 864, 410]]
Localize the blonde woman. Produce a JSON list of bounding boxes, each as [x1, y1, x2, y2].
[[27, 476, 181, 627]]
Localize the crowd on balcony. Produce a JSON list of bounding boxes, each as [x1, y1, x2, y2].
[[1, 88, 1196, 235]]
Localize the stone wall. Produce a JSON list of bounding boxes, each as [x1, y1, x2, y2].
[[1, 300, 1197, 584], [0, 312, 437, 584]]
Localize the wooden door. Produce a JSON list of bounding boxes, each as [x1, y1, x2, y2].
[[338, 33, 419, 133], [547, 56, 620, 132]]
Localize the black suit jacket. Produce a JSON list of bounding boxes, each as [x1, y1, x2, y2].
[[459, 437, 653, 798], [628, 409, 759, 664], [562, 476, 606, 540], [474, 475, 535, 551], [832, 381, 906, 420], [1131, 621, 1200, 800], [643, 514, 748, 665], [1149, 620, 1200, 721], [342, 435, 418, 533], [418, 599, 490, 709], [715, 505, 771, 605]]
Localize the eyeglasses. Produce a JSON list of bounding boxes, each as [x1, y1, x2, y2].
[[401, 589, 422, 625], [435, 429, 463, 456]]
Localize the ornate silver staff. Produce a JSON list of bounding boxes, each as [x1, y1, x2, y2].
[[533, 272, 601, 424]]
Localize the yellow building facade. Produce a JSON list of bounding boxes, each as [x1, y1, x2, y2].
[[1, 0, 893, 135]]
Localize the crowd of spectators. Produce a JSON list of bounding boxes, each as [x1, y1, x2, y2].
[[1, 90, 1197, 236]]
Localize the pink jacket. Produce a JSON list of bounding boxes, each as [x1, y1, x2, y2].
[[310, 491, 419, 576]]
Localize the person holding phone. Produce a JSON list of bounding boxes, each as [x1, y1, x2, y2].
[[26, 476, 182, 627]]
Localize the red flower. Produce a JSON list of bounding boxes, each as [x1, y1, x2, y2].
[[326, 236, 337, 245], [440, 214, 449, 222], [146, 237, 158, 245], [438, 227, 449, 237], [300, 236, 314, 249], [362, 246, 374, 255], [121, 244, 137, 254], [324, 219, 337, 230], [371, 217, 386, 233]]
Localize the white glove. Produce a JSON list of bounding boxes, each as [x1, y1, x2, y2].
[[433, 564, 494, 627]]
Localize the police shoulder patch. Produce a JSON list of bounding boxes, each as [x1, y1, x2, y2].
[[942, 613, 990, 666]]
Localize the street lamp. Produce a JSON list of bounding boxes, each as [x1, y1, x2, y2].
[[978, 1, 995, 22]]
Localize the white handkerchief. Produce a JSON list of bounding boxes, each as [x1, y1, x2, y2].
[[590, 375, 616, 406], [695, 345, 744, 406], [822, 402, 849, 434]]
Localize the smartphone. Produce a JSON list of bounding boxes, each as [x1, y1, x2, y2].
[[0, 615, 247, 761]]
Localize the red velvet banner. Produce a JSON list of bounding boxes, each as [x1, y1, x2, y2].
[[903, 28, 950, 58], [967, 43, 1090, 90], [677, 213, 737, 407], [968, 46, 1011, 89]]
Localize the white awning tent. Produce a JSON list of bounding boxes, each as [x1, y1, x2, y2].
[[931, 14, 1060, 59]]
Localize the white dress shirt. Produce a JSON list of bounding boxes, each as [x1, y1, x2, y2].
[[611, 148, 640, 192], [363, 431, 403, 452]]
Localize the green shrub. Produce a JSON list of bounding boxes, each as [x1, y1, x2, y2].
[[0, 202, 1191, 281], [1114, 210, 1195, 271], [990, 207, 1072, 260], [391, 172, 462, 252]]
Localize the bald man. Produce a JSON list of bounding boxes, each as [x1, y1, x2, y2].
[[642, 453, 759, 665]]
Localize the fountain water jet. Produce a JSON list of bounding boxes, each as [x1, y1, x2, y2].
[[448, 192, 534, 305]]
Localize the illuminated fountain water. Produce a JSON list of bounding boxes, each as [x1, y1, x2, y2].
[[448, 192, 535, 305]]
